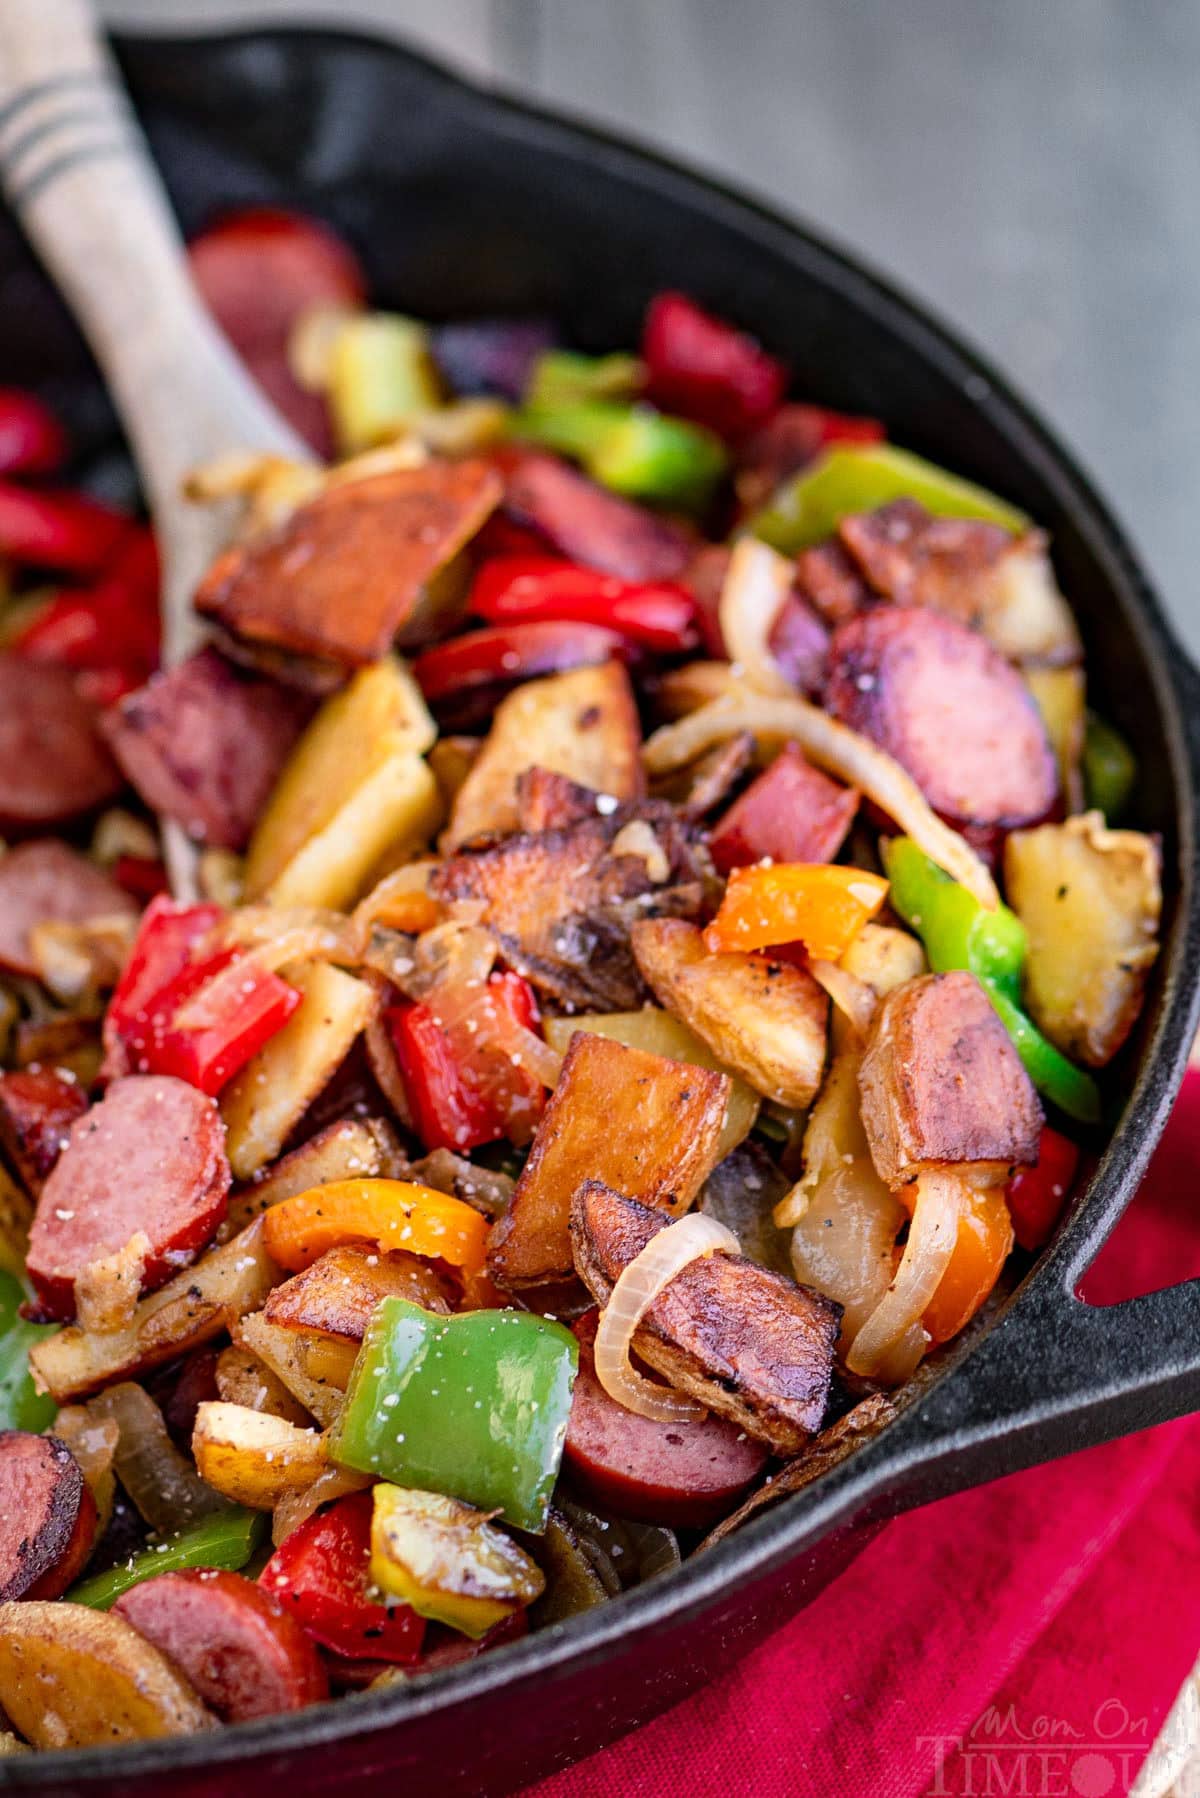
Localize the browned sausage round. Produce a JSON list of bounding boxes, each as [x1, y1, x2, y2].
[[114, 1567, 329, 1721], [0, 1431, 97, 1600], [0, 838, 138, 980], [26, 1075, 232, 1320], [563, 1313, 767, 1529], [825, 607, 1058, 848], [0, 1067, 88, 1192], [0, 656, 123, 832], [502, 450, 693, 582]]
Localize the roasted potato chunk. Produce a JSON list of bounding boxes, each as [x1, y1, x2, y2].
[[487, 1032, 729, 1290], [858, 971, 1043, 1189], [30, 1222, 277, 1404], [265, 1245, 451, 1341], [192, 1402, 327, 1509], [244, 657, 441, 909], [220, 962, 379, 1182], [222, 1117, 399, 1238], [443, 661, 644, 849], [1005, 811, 1161, 1067], [631, 917, 829, 1108], [0, 1603, 214, 1746], [1025, 666, 1086, 815], [571, 1181, 840, 1453], [235, 1313, 346, 1428]]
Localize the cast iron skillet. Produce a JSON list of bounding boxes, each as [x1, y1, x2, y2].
[[1, 25, 1198, 1796]]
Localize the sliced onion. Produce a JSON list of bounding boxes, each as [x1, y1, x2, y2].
[[718, 536, 795, 696], [272, 1464, 372, 1548], [174, 913, 358, 1030], [88, 1381, 230, 1536], [845, 1169, 964, 1379], [808, 958, 877, 1041], [52, 1405, 119, 1532], [594, 1213, 739, 1422], [642, 696, 999, 909]]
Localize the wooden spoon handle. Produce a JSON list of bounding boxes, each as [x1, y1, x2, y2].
[[0, 0, 306, 610]]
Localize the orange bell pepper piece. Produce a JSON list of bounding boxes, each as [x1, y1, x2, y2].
[[262, 1179, 498, 1307], [703, 863, 889, 959], [922, 1184, 1014, 1345]]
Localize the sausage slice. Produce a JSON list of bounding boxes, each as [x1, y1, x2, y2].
[[565, 1311, 767, 1527], [502, 451, 693, 582], [570, 1181, 840, 1454], [857, 970, 1043, 1188], [825, 606, 1058, 851], [0, 1068, 88, 1193], [0, 838, 138, 979], [0, 1431, 97, 1600], [0, 656, 123, 831], [114, 1568, 328, 1721], [27, 1075, 232, 1320]]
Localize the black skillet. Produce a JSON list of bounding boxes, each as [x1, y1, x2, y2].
[[1, 25, 1198, 1797]]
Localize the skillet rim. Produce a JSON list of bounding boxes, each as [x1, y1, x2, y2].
[[3, 19, 1198, 1785]]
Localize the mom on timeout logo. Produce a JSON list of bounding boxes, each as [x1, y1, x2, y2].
[[919, 1698, 1152, 1796]]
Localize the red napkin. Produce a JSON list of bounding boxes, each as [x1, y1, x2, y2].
[[530, 1072, 1200, 1798]]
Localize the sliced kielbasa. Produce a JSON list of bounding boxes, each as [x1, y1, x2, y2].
[[825, 606, 1058, 850], [114, 1567, 328, 1721], [708, 743, 859, 874], [0, 1068, 88, 1193], [0, 838, 138, 981], [101, 647, 310, 850], [564, 1312, 767, 1529], [502, 451, 694, 582], [0, 1430, 97, 1600], [26, 1074, 231, 1320], [0, 655, 123, 832]]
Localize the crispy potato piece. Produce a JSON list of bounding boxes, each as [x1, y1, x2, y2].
[[1025, 666, 1086, 815], [244, 658, 441, 908], [543, 1008, 759, 1161], [222, 1117, 398, 1239], [195, 460, 501, 664], [265, 1245, 450, 1341], [1005, 811, 1161, 1067], [838, 922, 927, 998], [30, 1222, 277, 1405], [0, 1162, 32, 1284], [488, 1032, 729, 1290], [631, 918, 829, 1108], [235, 1312, 346, 1428], [215, 1345, 313, 1427], [428, 736, 481, 810], [443, 662, 644, 849], [221, 962, 379, 1182], [192, 1401, 327, 1510], [571, 1181, 840, 1453], [858, 971, 1043, 1189], [0, 1602, 214, 1746]]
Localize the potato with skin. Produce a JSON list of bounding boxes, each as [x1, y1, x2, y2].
[[192, 1402, 327, 1509], [235, 1312, 346, 1428], [443, 661, 644, 850], [221, 1117, 399, 1238], [631, 917, 829, 1108], [488, 1032, 729, 1290], [265, 1245, 451, 1341], [1005, 811, 1161, 1068], [0, 1603, 214, 1746]]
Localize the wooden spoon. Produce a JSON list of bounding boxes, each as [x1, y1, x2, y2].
[[0, 0, 316, 896]]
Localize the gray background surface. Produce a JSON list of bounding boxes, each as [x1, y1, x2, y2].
[[101, 1, 1200, 656]]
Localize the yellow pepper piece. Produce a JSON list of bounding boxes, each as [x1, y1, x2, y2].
[[369, 1484, 543, 1639], [705, 863, 889, 960]]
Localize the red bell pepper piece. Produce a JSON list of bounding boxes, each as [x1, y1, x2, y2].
[[1005, 1125, 1080, 1252], [412, 619, 631, 706], [709, 744, 860, 875], [387, 970, 544, 1154], [469, 555, 699, 652], [112, 854, 170, 904], [103, 522, 160, 600], [14, 582, 160, 683], [104, 896, 300, 1097], [259, 1491, 425, 1664], [0, 389, 67, 477], [0, 481, 130, 574], [642, 291, 787, 441]]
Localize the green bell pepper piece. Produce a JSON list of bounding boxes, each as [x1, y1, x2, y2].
[[1083, 712, 1137, 821], [524, 350, 643, 409], [328, 312, 443, 455], [67, 1509, 266, 1610], [330, 1298, 578, 1533], [882, 836, 1102, 1125], [747, 443, 1028, 553], [512, 401, 727, 510], [0, 1269, 56, 1434]]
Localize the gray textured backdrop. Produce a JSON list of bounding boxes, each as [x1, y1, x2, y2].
[[101, 1, 1200, 656]]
